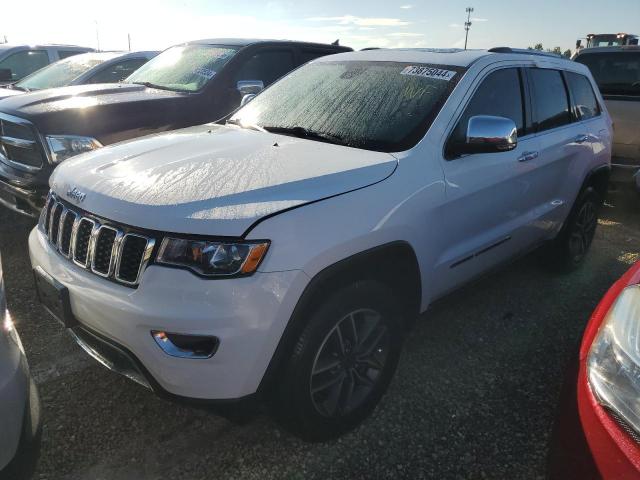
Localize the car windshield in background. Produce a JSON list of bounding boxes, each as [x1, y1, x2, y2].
[[126, 44, 238, 92], [576, 52, 640, 96], [230, 61, 465, 152], [15, 54, 108, 91]]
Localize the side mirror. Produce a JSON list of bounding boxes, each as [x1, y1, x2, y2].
[[576, 39, 582, 50], [237, 79, 264, 96], [0, 68, 13, 83], [452, 115, 517, 156], [240, 93, 257, 107]]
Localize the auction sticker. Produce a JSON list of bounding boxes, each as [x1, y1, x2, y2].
[[194, 67, 216, 79], [400, 66, 457, 81]]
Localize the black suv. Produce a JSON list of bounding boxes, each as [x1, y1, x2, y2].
[[0, 38, 351, 216]]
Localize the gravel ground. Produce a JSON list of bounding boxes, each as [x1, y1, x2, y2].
[[0, 188, 638, 480]]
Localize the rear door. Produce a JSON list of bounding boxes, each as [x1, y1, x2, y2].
[[525, 67, 594, 230], [564, 70, 612, 189], [435, 66, 541, 295]]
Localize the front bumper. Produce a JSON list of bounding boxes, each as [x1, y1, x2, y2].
[[29, 226, 309, 400], [0, 313, 40, 471], [0, 177, 46, 217], [577, 361, 640, 478]]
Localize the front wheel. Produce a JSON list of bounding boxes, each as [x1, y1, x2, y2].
[[275, 281, 404, 441], [548, 187, 601, 271]]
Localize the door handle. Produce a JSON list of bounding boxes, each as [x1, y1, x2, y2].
[[574, 134, 589, 144], [518, 151, 539, 162]]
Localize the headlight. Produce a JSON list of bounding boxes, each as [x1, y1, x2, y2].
[[156, 237, 269, 277], [588, 285, 640, 434], [45, 135, 102, 163]]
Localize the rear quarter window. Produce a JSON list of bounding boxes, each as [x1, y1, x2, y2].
[[565, 72, 600, 121]]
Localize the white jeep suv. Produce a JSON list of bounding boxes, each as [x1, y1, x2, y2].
[[29, 48, 612, 440]]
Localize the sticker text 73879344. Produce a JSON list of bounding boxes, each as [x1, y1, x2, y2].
[[400, 66, 457, 81]]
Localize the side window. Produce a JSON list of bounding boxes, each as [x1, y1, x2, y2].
[[87, 59, 148, 84], [450, 68, 525, 145], [528, 69, 572, 132], [300, 49, 335, 65], [0, 50, 49, 81], [234, 50, 295, 87], [57, 50, 85, 60], [565, 71, 600, 121]]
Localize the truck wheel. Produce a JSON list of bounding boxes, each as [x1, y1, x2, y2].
[[549, 187, 601, 272], [275, 280, 404, 441]]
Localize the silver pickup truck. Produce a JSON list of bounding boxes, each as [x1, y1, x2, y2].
[[575, 46, 640, 191]]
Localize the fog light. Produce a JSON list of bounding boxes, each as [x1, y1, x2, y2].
[[151, 331, 219, 359]]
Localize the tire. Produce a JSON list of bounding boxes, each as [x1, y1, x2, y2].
[[275, 280, 404, 441], [547, 187, 601, 272]]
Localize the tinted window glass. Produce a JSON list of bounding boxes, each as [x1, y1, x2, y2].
[[566, 72, 600, 121], [57, 50, 86, 60], [230, 61, 464, 152], [451, 68, 524, 144], [88, 59, 148, 84], [529, 69, 571, 132], [300, 50, 335, 64], [0, 50, 49, 81], [575, 52, 640, 96], [235, 50, 295, 86]]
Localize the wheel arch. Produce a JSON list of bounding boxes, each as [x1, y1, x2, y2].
[[257, 241, 421, 396], [581, 164, 611, 201]]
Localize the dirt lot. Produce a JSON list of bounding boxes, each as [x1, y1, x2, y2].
[[0, 188, 638, 480]]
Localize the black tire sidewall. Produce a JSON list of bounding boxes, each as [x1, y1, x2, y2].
[[555, 187, 601, 269], [277, 280, 404, 441]]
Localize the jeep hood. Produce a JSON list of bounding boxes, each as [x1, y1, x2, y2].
[[50, 124, 397, 237]]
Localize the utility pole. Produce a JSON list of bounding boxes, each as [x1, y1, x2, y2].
[[464, 7, 474, 50], [95, 20, 100, 51], [128, 33, 131, 51]]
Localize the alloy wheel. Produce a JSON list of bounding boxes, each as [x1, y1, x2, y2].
[[309, 308, 390, 418], [568, 200, 598, 262]]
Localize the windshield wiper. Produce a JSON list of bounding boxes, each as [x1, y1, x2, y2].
[[262, 126, 350, 147], [8, 84, 28, 92], [129, 81, 177, 92], [225, 118, 266, 132]]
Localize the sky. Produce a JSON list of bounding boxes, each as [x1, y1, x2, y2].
[[1, 0, 639, 54]]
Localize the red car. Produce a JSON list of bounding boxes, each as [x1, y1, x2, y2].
[[552, 261, 640, 479]]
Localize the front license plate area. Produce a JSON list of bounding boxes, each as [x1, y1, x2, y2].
[[33, 267, 77, 328]]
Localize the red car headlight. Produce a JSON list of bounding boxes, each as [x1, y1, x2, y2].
[[588, 280, 640, 435]]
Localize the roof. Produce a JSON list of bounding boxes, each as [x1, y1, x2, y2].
[[575, 46, 640, 55], [0, 44, 93, 51], [61, 51, 158, 63], [183, 38, 351, 50], [314, 47, 576, 68]]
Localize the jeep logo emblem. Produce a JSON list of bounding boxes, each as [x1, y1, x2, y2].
[[66, 187, 86, 203]]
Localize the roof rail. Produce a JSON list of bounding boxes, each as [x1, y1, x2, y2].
[[488, 47, 563, 58]]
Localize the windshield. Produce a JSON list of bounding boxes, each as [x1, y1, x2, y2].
[[126, 44, 238, 92], [576, 52, 640, 96], [230, 61, 464, 152], [15, 54, 107, 91]]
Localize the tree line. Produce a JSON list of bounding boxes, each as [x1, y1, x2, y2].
[[528, 43, 572, 58]]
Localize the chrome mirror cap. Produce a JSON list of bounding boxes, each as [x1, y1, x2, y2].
[[240, 93, 257, 107], [466, 115, 518, 153], [237, 79, 264, 96]]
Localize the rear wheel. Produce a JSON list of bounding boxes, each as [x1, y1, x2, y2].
[[275, 281, 404, 441], [548, 187, 601, 271]]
